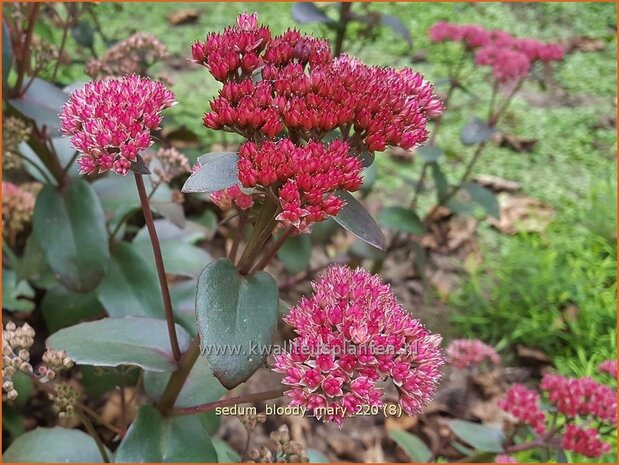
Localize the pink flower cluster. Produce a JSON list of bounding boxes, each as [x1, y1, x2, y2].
[[495, 454, 518, 463], [237, 139, 362, 231], [445, 338, 500, 369], [210, 185, 254, 211], [598, 359, 617, 379], [562, 424, 611, 458], [428, 22, 564, 83], [272, 265, 444, 426], [193, 13, 441, 230], [540, 374, 616, 424], [497, 384, 546, 435], [60, 75, 175, 175]]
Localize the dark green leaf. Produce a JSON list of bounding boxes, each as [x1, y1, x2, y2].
[[431, 162, 449, 201], [307, 449, 330, 463], [196, 258, 279, 389], [448, 420, 505, 453], [360, 162, 377, 196], [42, 285, 103, 333], [378, 206, 426, 234], [115, 405, 218, 462], [309, 217, 338, 244], [14, 233, 54, 287], [143, 356, 226, 408], [130, 156, 152, 175], [381, 14, 413, 48], [389, 430, 432, 462], [349, 239, 386, 261], [416, 145, 444, 163], [463, 182, 500, 218], [182, 152, 239, 193], [2, 405, 25, 440], [134, 219, 207, 244], [2, 427, 108, 462], [96, 242, 163, 318], [47, 317, 192, 372], [460, 117, 497, 146], [333, 191, 386, 250], [9, 78, 69, 131], [133, 239, 212, 278], [11, 371, 34, 408], [33, 181, 110, 292], [277, 234, 312, 274], [213, 439, 240, 462], [450, 440, 475, 456], [170, 279, 199, 335], [71, 21, 95, 48], [3, 20, 13, 85], [16, 142, 56, 185], [291, 2, 333, 24], [556, 449, 569, 463], [2, 268, 35, 312]]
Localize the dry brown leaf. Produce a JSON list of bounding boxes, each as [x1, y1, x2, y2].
[[386, 413, 419, 432], [389, 146, 415, 162], [493, 132, 538, 153], [488, 193, 555, 234], [473, 174, 522, 193], [516, 345, 552, 365], [167, 9, 200, 26], [565, 36, 606, 53]]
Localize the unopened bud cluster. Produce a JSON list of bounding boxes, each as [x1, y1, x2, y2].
[[51, 382, 79, 418], [2, 322, 35, 400], [248, 425, 308, 463], [2, 182, 40, 245], [143, 147, 191, 186], [2, 117, 31, 170], [86, 32, 167, 79], [39, 348, 74, 381]]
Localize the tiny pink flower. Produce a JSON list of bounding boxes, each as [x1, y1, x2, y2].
[[446, 338, 501, 369], [498, 384, 546, 435], [598, 359, 617, 379]]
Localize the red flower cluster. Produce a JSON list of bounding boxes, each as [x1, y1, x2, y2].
[[210, 185, 254, 211], [428, 22, 564, 83], [445, 338, 500, 369], [497, 384, 546, 435], [562, 424, 611, 458], [598, 359, 617, 379], [540, 374, 616, 424], [60, 75, 175, 175], [272, 266, 444, 426], [237, 139, 362, 231]]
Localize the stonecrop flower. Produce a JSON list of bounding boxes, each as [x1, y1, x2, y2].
[[540, 374, 616, 425], [428, 22, 564, 83], [210, 185, 254, 211], [562, 424, 611, 458], [497, 384, 546, 435], [2, 182, 39, 243], [272, 266, 444, 426], [495, 454, 518, 464], [445, 338, 500, 369], [60, 75, 175, 175], [598, 359, 617, 379]]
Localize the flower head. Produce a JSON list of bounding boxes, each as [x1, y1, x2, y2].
[[60, 75, 175, 175], [2, 182, 39, 243], [475, 46, 531, 83], [495, 454, 518, 463], [562, 424, 611, 458], [498, 384, 546, 435], [272, 265, 444, 426], [210, 185, 254, 211], [445, 339, 500, 369], [598, 359, 617, 379]]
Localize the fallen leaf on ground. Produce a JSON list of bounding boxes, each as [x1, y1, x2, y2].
[[473, 174, 522, 193], [167, 9, 200, 26], [516, 345, 552, 365], [564, 36, 606, 53], [493, 132, 538, 152], [488, 193, 555, 234]]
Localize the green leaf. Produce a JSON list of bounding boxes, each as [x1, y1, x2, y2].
[[310, 217, 338, 244], [381, 14, 413, 48], [463, 182, 500, 218], [133, 239, 212, 278], [11, 371, 34, 408], [42, 285, 103, 333], [14, 233, 55, 288], [307, 449, 330, 463], [2, 405, 25, 440], [196, 258, 279, 389], [213, 439, 240, 462], [3, 20, 13, 85], [2, 427, 108, 462], [33, 180, 110, 293], [416, 145, 444, 163], [378, 206, 426, 234], [16, 142, 56, 185], [349, 239, 386, 261], [182, 152, 239, 193], [143, 356, 226, 408], [460, 117, 497, 146], [9, 78, 69, 132], [448, 420, 505, 453], [47, 317, 191, 372], [389, 430, 432, 462], [96, 242, 163, 318], [170, 279, 199, 335], [133, 219, 207, 244], [2, 268, 35, 312], [360, 162, 378, 196], [291, 2, 334, 24], [333, 191, 386, 250], [431, 162, 449, 201], [71, 21, 95, 48], [556, 449, 569, 463], [277, 233, 312, 274], [115, 405, 218, 462]]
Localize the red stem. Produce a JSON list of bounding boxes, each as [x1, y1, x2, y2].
[[169, 387, 287, 416]]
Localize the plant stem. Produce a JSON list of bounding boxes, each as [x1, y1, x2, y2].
[[157, 336, 201, 415], [333, 2, 352, 57], [134, 173, 181, 361], [489, 78, 524, 127], [76, 410, 110, 463], [170, 387, 287, 416], [236, 196, 279, 275], [229, 209, 248, 264], [14, 3, 40, 95], [51, 18, 70, 83], [250, 226, 294, 273]]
